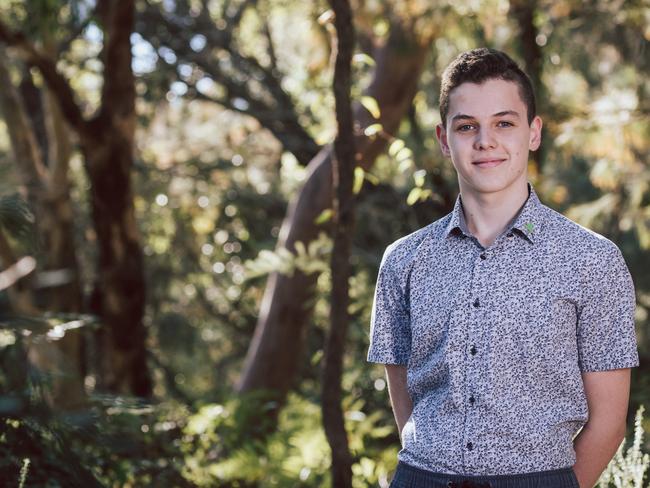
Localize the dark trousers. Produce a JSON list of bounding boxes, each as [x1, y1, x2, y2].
[[390, 461, 580, 488]]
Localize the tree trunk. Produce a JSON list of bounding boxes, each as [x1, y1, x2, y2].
[[0, 48, 86, 409], [509, 0, 546, 171], [81, 1, 150, 396], [237, 22, 430, 406], [82, 137, 149, 395], [0, 0, 151, 397], [322, 0, 355, 485]]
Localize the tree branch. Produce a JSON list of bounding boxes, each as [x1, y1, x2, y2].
[[322, 0, 355, 485], [57, 16, 93, 56], [0, 20, 86, 135], [224, 0, 258, 33], [262, 18, 278, 72], [98, 0, 135, 123], [138, 2, 320, 165], [0, 48, 49, 193]]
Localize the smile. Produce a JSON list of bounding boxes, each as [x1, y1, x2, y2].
[[472, 158, 506, 168]]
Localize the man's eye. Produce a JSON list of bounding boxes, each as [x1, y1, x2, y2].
[[497, 121, 514, 127], [456, 124, 475, 131]]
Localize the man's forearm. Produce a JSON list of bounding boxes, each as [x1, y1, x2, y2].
[[385, 364, 413, 438], [573, 420, 626, 488]]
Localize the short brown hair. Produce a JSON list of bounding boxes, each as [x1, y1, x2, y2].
[[439, 48, 536, 127]]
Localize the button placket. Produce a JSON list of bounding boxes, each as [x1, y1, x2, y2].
[[464, 249, 487, 472]]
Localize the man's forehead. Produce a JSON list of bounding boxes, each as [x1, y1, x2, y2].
[[450, 110, 521, 122], [447, 79, 526, 116]]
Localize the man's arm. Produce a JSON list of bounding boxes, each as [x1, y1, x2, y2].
[[572, 368, 631, 488], [385, 364, 413, 440]]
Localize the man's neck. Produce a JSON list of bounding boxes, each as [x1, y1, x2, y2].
[[459, 183, 529, 248]]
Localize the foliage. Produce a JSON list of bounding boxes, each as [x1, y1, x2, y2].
[[244, 231, 332, 279], [0, 193, 35, 245], [180, 392, 397, 487]]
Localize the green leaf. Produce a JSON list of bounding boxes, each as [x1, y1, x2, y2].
[[315, 208, 333, 225], [406, 188, 421, 206], [396, 147, 413, 162], [363, 123, 382, 136], [364, 171, 380, 185], [388, 139, 405, 157], [294, 241, 307, 257], [399, 159, 413, 172], [413, 169, 427, 187], [360, 96, 381, 119], [353, 167, 365, 194], [352, 53, 376, 67]]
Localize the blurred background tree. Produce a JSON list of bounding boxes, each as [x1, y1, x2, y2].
[[0, 0, 647, 486]]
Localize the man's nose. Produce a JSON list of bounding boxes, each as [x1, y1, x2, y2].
[[473, 127, 496, 150]]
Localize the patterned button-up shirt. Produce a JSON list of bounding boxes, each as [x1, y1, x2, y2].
[[367, 185, 639, 475]]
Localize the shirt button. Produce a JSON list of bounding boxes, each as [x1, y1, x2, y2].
[[470, 346, 477, 355], [480, 253, 486, 260], [466, 442, 473, 451], [507, 232, 514, 238], [473, 298, 480, 308], [469, 395, 475, 404]]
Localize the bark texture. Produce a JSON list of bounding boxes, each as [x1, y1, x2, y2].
[[82, 1, 149, 396], [322, 1, 355, 486], [237, 22, 430, 405]]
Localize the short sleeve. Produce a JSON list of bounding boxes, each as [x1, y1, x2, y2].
[[367, 248, 411, 365], [577, 245, 639, 372]]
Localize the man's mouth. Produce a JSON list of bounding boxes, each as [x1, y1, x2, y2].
[[472, 158, 506, 168]]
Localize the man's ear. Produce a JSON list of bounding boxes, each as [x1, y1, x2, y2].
[[436, 123, 451, 157], [529, 116, 543, 151]]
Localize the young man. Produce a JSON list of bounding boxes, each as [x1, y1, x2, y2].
[[367, 48, 639, 488]]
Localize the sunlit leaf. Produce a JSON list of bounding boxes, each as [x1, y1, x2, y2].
[[413, 169, 426, 187], [388, 139, 405, 157], [352, 53, 375, 67], [353, 167, 365, 194], [315, 208, 333, 224], [360, 96, 381, 119], [406, 188, 421, 206], [363, 123, 382, 136]]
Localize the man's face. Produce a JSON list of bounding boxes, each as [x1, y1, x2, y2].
[[436, 78, 542, 197]]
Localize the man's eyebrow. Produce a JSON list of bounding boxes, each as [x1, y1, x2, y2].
[[450, 110, 521, 122], [493, 110, 520, 118], [450, 113, 475, 122]]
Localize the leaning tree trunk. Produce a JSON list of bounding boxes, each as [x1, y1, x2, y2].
[[237, 22, 430, 407], [322, 0, 355, 485]]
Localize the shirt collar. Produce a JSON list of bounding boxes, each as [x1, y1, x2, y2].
[[444, 195, 468, 238], [510, 185, 544, 243], [444, 184, 545, 244]]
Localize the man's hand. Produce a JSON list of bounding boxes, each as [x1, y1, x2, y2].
[[385, 364, 413, 441], [573, 368, 631, 488]]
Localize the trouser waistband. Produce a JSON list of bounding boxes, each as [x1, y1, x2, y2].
[[390, 461, 579, 488]]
